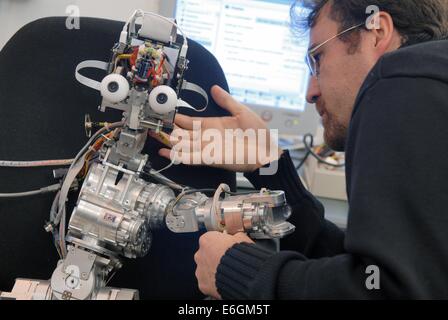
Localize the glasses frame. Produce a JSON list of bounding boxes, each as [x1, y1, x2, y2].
[[306, 23, 365, 77]]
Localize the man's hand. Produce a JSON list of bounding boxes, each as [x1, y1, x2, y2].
[[150, 85, 283, 172], [194, 231, 254, 299]]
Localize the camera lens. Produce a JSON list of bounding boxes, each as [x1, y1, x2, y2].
[[108, 81, 119, 93], [156, 93, 168, 104]]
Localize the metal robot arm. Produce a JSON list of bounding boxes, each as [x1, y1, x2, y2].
[[166, 185, 295, 239]]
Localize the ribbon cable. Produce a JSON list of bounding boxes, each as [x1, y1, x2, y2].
[[177, 81, 209, 112], [75, 60, 109, 91]]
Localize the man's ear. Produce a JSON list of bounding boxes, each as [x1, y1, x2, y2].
[[369, 11, 399, 56]]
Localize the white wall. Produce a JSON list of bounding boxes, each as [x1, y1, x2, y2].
[[0, 0, 163, 50]]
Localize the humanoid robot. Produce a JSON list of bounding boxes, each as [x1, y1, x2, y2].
[[0, 10, 294, 300]]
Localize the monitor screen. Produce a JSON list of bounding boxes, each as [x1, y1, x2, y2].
[[175, 0, 310, 112]]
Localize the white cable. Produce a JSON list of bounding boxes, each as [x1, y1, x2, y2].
[[53, 122, 123, 225], [0, 184, 60, 198], [0, 159, 74, 168], [123, 9, 140, 32], [212, 184, 229, 232], [152, 159, 176, 174], [53, 122, 124, 257], [55, 155, 85, 258], [59, 205, 67, 257]]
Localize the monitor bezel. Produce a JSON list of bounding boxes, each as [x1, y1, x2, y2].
[[161, 0, 320, 137]]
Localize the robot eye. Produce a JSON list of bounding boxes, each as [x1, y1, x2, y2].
[[100, 74, 130, 103], [156, 93, 168, 104], [108, 82, 119, 93]]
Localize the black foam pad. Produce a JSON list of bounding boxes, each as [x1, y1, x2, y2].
[[0, 17, 235, 299]]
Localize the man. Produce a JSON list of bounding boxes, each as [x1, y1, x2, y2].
[[155, 0, 448, 299]]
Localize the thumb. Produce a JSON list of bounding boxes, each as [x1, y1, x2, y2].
[[211, 85, 244, 116]]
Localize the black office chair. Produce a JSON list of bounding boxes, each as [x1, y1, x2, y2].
[[0, 17, 235, 299]]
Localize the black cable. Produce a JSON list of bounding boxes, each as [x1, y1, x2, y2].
[[184, 188, 259, 196], [295, 133, 313, 170], [227, 190, 259, 196], [296, 133, 345, 170], [295, 150, 311, 170], [181, 188, 215, 196], [138, 170, 186, 191]]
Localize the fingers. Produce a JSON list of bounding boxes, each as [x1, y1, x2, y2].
[[175, 113, 202, 130], [194, 232, 223, 299], [151, 126, 198, 149], [149, 128, 196, 148], [211, 85, 244, 116], [148, 131, 172, 147], [156, 124, 206, 163]]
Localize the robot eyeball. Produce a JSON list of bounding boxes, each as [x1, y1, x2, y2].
[[148, 85, 177, 114], [100, 74, 130, 103]]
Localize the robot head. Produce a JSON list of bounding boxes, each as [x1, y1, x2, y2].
[[75, 10, 208, 132]]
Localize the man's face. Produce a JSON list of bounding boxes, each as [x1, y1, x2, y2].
[[306, 4, 378, 151]]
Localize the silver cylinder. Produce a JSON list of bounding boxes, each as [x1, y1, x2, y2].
[[68, 162, 175, 259]]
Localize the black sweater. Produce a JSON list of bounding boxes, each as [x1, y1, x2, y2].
[[216, 40, 448, 299]]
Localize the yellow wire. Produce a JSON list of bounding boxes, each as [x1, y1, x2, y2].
[[117, 54, 133, 60]]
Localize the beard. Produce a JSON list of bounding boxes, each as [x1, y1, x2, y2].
[[323, 113, 348, 152], [317, 89, 356, 152]]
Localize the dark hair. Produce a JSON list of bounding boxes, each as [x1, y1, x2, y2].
[[291, 0, 448, 48]]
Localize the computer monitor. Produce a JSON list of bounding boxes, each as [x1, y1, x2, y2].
[[160, 0, 319, 137]]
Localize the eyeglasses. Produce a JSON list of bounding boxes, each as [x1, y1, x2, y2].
[[306, 23, 365, 77]]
